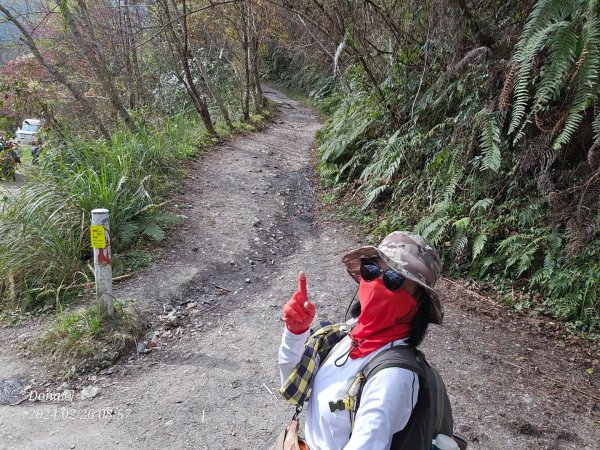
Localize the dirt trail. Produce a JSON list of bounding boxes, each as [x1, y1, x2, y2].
[[0, 88, 598, 449], [0, 172, 26, 200]]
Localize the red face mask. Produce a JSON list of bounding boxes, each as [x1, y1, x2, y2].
[[349, 276, 418, 359]]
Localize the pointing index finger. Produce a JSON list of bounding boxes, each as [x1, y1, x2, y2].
[[298, 271, 307, 296]]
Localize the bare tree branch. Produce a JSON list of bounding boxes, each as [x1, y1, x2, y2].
[[0, 4, 111, 141], [135, 0, 240, 49]]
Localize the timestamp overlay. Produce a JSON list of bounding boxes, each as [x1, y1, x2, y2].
[[25, 407, 132, 421]]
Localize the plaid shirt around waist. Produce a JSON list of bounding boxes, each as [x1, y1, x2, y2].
[[279, 322, 349, 407]]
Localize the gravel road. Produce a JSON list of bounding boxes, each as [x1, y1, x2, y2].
[[0, 87, 598, 449]]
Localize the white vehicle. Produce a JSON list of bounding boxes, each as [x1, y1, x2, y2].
[[14, 118, 44, 145]]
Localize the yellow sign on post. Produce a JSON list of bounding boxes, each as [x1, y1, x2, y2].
[[90, 225, 106, 249]]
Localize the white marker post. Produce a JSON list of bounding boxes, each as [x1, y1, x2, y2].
[[91, 209, 113, 316]]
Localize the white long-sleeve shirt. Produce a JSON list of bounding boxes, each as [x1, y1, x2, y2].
[[278, 327, 419, 450]]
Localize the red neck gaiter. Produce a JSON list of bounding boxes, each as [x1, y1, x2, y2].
[[349, 277, 418, 359]]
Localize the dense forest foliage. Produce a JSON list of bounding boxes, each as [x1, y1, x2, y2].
[[1, 0, 599, 332], [266, 0, 600, 331]]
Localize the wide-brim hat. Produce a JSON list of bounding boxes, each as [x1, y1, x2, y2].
[[342, 231, 443, 324]]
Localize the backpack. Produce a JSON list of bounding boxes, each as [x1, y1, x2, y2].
[[353, 345, 461, 450]]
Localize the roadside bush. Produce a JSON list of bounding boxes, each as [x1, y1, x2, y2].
[[0, 150, 16, 181], [0, 113, 204, 308], [35, 301, 144, 378]]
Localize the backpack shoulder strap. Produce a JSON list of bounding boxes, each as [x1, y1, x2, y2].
[[361, 345, 425, 381], [355, 345, 453, 450], [355, 345, 424, 417]]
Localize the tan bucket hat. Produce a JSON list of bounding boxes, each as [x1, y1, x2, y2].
[[342, 231, 443, 324]]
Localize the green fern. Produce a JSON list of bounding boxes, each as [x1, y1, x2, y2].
[[390, 179, 409, 202], [470, 198, 493, 215], [509, 21, 568, 138], [450, 232, 469, 257], [452, 217, 471, 230], [508, 0, 600, 151], [419, 216, 450, 245], [553, 18, 600, 148], [472, 231, 488, 260], [480, 112, 502, 172], [532, 21, 579, 112], [530, 232, 564, 285], [363, 185, 389, 208], [432, 170, 463, 214], [120, 222, 139, 246], [139, 220, 165, 241]]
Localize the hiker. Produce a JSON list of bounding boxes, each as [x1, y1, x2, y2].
[[277, 231, 450, 450], [31, 139, 42, 165]]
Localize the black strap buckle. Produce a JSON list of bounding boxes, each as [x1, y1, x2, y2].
[[329, 400, 345, 412], [292, 404, 303, 420]]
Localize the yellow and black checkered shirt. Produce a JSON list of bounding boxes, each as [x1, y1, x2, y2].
[[279, 322, 349, 406]]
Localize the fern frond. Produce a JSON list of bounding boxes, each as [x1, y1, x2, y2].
[[470, 198, 493, 215], [363, 185, 389, 208], [472, 231, 488, 260], [509, 21, 568, 136], [516, 0, 558, 43], [390, 179, 409, 202], [592, 102, 600, 136], [480, 113, 502, 172], [140, 221, 165, 241], [452, 217, 471, 230], [553, 19, 600, 148], [119, 222, 139, 246], [442, 171, 463, 202], [338, 152, 366, 184], [509, 0, 600, 151], [532, 21, 579, 112], [421, 216, 450, 245], [517, 236, 546, 276], [450, 232, 469, 257], [497, 234, 524, 253]]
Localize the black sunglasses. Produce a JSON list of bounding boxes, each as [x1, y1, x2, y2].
[[360, 260, 405, 291]]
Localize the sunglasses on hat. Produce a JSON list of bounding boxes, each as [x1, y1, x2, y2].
[[360, 259, 406, 291]]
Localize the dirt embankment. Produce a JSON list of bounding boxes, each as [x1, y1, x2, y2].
[[0, 87, 598, 449]]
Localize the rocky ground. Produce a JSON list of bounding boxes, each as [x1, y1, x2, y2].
[[0, 87, 598, 450]]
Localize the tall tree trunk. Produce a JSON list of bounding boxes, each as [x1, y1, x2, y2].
[[249, 4, 265, 110], [222, 49, 246, 117], [251, 32, 265, 110], [159, 0, 218, 137], [0, 5, 111, 141], [240, 0, 251, 121], [192, 48, 235, 130], [118, 0, 135, 109], [182, 59, 219, 137], [59, 1, 139, 134], [121, 0, 144, 108], [175, 71, 218, 137]]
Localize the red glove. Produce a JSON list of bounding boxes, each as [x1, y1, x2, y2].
[[283, 271, 316, 334]]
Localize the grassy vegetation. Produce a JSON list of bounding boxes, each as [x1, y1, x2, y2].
[[35, 301, 144, 378], [0, 113, 197, 309], [0, 107, 272, 312]]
